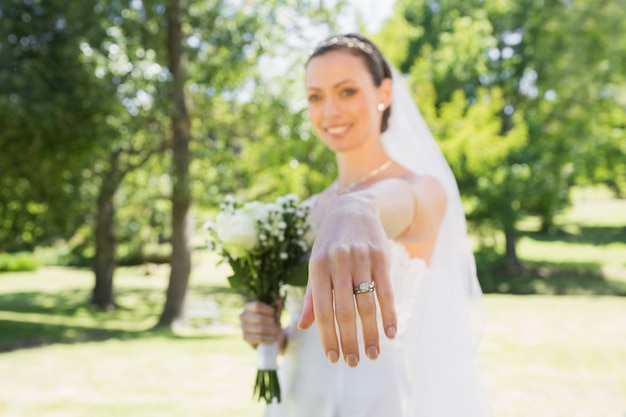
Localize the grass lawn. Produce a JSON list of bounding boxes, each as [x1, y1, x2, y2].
[[480, 295, 625, 417], [1, 268, 624, 417], [0, 265, 267, 417], [0, 188, 625, 416]]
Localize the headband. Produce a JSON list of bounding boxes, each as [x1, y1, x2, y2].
[[308, 36, 385, 81]]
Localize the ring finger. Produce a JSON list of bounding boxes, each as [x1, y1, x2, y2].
[[352, 249, 379, 361]]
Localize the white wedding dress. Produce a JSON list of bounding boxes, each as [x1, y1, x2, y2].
[[260, 54, 489, 416], [263, 240, 489, 417]]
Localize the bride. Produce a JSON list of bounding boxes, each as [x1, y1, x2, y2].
[[239, 33, 489, 416]]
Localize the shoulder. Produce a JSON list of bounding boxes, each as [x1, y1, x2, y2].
[[415, 175, 447, 205], [400, 172, 447, 210], [376, 162, 448, 216], [394, 172, 448, 241]]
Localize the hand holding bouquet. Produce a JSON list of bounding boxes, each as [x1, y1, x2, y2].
[[206, 194, 314, 404]]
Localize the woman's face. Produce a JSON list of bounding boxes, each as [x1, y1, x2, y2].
[[305, 50, 390, 154]]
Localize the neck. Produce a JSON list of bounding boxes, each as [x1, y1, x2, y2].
[[336, 141, 390, 186]]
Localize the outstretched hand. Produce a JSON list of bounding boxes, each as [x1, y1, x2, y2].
[[297, 193, 397, 368]]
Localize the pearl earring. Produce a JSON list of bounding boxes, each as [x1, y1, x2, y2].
[[377, 103, 385, 112]]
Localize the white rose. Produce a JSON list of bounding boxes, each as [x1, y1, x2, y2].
[[215, 211, 259, 258], [241, 201, 270, 221]]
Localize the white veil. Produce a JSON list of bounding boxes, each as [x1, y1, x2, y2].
[[382, 66, 490, 416]]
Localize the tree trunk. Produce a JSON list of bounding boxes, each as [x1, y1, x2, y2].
[[157, 0, 192, 328], [504, 224, 521, 268], [540, 213, 557, 235], [91, 172, 121, 310]]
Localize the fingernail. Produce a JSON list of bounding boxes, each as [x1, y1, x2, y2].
[[326, 350, 339, 363], [386, 326, 396, 339], [346, 354, 359, 368], [367, 346, 379, 360]]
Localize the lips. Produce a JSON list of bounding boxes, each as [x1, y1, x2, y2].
[[324, 124, 351, 138]]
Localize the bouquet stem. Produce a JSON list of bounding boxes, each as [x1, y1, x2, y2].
[[254, 341, 281, 403]]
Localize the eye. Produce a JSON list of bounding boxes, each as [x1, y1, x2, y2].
[[307, 94, 321, 103], [341, 88, 357, 97]]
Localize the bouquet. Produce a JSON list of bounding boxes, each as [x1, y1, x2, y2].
[[205, 194, 314, 404]]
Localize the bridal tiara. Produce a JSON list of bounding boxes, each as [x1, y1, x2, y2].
[[307, 35, 385, 79]]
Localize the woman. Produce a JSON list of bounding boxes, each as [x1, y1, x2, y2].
[[240, 33, 488, 416]]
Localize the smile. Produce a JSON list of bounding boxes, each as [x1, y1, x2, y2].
[[324, 124, 351, 138]]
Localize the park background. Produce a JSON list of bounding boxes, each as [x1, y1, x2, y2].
[[0, 0, 624, 416]]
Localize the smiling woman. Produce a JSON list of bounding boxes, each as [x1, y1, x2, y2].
[[237, 33, 489, 417], [305, 50, 391, 155]]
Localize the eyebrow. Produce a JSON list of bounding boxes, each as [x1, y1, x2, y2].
[[306, 79, 356, 91]]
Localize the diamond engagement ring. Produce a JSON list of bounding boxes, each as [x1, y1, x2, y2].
[[353, 282, 376, 295]]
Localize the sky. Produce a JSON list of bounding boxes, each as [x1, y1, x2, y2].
[[337, 0, 395, 33], [254, 0, 396, 94]]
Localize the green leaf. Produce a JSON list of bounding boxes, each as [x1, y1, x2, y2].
[[283, 261, 309, 287]]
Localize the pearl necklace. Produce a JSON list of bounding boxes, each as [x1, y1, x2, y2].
[[335, 160, 393, 195]]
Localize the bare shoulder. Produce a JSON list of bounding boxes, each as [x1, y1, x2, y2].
[[402, 173, 447, 208], [396, 172, 448, 243]]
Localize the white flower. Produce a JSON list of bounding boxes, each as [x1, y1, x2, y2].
[[276, 194, 299, 205], [214, 211, 259, 258], [241, 201, 270, 222], [265, 203, 281, 213], [279, 252, 288, 260]]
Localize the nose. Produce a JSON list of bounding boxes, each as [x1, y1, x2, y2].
[[323, 96, 341, 117]]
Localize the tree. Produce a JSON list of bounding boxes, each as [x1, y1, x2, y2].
[[0, 0, 341, 321], [0, 0, 111, 252], [375, 0, 626, 265], [154, 0, 340, 328], [155, 0, 191, 327], [91, 141, 164, 310], [41, 1, 170, 309]]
